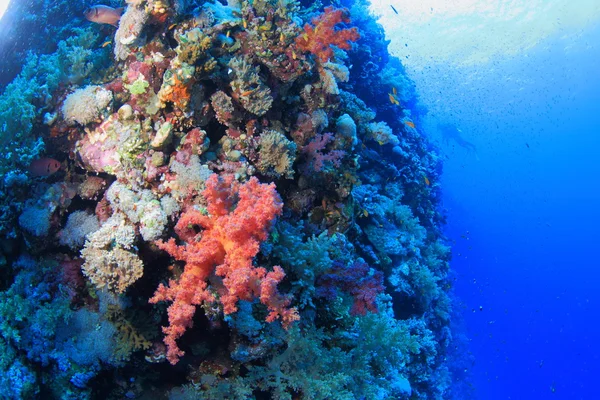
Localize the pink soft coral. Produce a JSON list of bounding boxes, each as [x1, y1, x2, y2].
[[295, 6, 360, 63], [151, 174, 299, 364], [301, 132, 345, 173], [316, 260, 384, 315]]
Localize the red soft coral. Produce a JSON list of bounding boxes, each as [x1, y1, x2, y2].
[[316, 260, 384, 315], [295, 6, 360, 63], [151, 174, 298, 364]]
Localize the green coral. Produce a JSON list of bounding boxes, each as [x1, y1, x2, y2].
[[125, 76, 150, 95]]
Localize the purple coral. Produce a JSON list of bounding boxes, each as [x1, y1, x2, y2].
[[316, 260, 384, 315], [301, 132, 345, 173]]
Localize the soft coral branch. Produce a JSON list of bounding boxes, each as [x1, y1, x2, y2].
[[151, 174, 298, 364], [317, 260, 384, 315], [296, 6, 360, 63]]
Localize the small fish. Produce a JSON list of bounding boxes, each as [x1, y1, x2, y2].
[[243, 19, 248, 29], [404, 120, 415, 129], [168, 23, 177, 30], [279, 32, 285, 42], [388, 93, 399, 105], [392, 87, 397, 95], [390, 5, 399, 15], [240, 89, 255, 96], [526, 142, 530, 148], [362, 210, 369, 217], [101, 40, 112, 48], [226, 30, 231, 38], [28, 158, 61, 177], [84, 5, 124, 27], [292, 50, 297, 60], [424, 176, 430, 186]]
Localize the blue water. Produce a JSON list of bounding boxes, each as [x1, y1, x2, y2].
[[417, 16, 600, 400]]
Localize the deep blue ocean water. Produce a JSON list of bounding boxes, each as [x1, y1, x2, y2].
[[374, 3, 600, 398]]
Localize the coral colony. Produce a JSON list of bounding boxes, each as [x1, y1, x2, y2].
[[0, 0, 455, 399]]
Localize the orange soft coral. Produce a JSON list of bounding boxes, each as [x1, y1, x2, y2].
[[295, 6, 360, 63], [150, 174, 299, 364]]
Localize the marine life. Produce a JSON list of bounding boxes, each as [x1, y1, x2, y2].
[[391, 5, 399, 15], [101, 40, 112, 47], [28, 157, 61, 177], [404, 120, 415, 128], [83, 5, 124, 27]]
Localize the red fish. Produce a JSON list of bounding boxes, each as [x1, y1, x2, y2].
[[28, 158, 61, 177], [84, 5, 124, 27]]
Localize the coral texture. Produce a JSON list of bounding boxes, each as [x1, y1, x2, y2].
[[151, 174, 298, 364], [61, 85, 113, 125], [80, 214, 144, 294], [296, 6, 360, 63]]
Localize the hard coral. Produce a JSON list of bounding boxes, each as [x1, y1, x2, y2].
[[295, 6, 360, 63], [81, 213, 143, 294], [151, 174, 298, 364]]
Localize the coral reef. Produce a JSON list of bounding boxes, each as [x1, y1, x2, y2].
[[61, 85, 113, 125], [151, 174, 297, 364], [0, 0, 461, 398], [296, 6, 361, 63]]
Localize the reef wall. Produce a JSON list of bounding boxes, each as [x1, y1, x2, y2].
[[0, 1, 455, 399]]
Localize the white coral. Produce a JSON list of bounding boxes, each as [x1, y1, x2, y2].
[[81, 213, 143, 294], [106, 181, 178, 241], [59, 210, 100, 249], [61, 85, 113, 125]]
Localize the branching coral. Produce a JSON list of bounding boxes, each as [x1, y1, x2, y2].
[[316, 259, 384, 315], [300, 132, 345, 173], [151, 174, 298, 364], [295, 6, 360, 63]]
